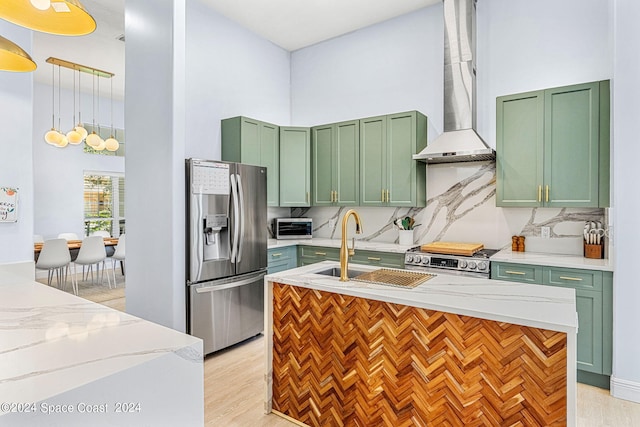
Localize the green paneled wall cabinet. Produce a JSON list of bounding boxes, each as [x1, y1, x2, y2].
[[221, 117, 280, 206], [279, 127, 311, 207], [496, 80, 610, 208], [492, 262, 613, 389], [311, 120, 360, 206], [360, 111, 427, 207]]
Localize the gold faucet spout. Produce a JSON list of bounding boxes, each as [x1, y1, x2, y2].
[[340, 209, 363, 282]]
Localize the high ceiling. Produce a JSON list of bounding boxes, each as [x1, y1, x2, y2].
[[30, 0, 440, 97]]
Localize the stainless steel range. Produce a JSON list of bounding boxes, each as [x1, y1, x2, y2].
[[404, 247, 499, 278]]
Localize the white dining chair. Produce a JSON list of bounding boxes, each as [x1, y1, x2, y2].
[[36, 238, 73, 292], [74, 236, 111, 289], [111, 234, 125, 285], [90, 230, 111, 238], [58, 232, 79, 241]]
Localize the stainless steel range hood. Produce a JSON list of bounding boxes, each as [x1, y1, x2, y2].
[[413, 0, 495, 164]]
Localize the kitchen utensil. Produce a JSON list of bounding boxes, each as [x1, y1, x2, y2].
[[589, 228, 605, 244], [402, 217, 411, 230], [394, 218, 403, 230], [409, 217, 415, 229]]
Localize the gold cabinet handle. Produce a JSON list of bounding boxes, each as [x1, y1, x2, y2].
[[545, 185, 549, 202], [538, 185, 542, 202], [306, 192, 309, 203], [329, 191, 333, 203], [271, 253, 282, 257], [334, 191, 338, 203], [315, 252, 327, 256], [505, 270, 526, 275], [559, 276, 582, 281], [381, 189, 385, 202], [386, 189, 390, 203], [367, 257, 381, 261]]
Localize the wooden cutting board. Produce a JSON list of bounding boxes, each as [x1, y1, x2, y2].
[[420, 242, 484, 256]]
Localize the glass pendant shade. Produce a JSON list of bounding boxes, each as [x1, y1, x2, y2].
[[74, 124, 88, 140], [0, 35, 37, 72], [0, 0, 96, 36], [66, 129, 83, 144], [85, 131, 100, 147], [95, 137, 106, 151], [105, 137, 119, 152], [44, 129, 62, 145], [57, 136, 69, 148]]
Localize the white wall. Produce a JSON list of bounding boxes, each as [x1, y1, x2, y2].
[[185, 0, 291, 160], [32, 83, 125, 239], [291, 6, 443, 133], [125, 0, 290, 331], [0, 22, 34, 265], [612, 0, 640, 402]]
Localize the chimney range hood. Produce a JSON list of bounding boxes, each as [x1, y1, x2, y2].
[[413, 0, 495, 164]]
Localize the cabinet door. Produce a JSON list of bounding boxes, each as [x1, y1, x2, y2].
[[280, 127, 311, 207], [239, 118, 262, 166], [496, 91, 544, 207], [544, 82, 600, 207], [575, 289, 603, 374], [311, 125, 334, 206], [360, 116, 387, 206], [387, 112, 417, 206], [335, 120, 359, 206], [261, 122, 280, 207]]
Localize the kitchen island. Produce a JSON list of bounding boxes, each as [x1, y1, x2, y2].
[[0, 270, 203, 426], [264, 261, 578, 426]]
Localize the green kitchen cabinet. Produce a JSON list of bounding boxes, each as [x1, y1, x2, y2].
[[496, 80, 610, 208], [221, 117, 280, 206], [360, 111, 427, 207], [279, 127, 311, 207], [297, 245, 340, 266], [350, 249, 404, 269], [267, 246, 298, 274], [311, 120, 359, 206], [491, 261, 613, 389]]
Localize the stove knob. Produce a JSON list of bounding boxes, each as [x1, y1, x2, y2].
[[459, 260, 467, 268], [422, 257, 430, 265], [406, 255, 414, 263], [477, 261, 488, 271], [414, 255, 422, 263], [468, 261, 477, 269]]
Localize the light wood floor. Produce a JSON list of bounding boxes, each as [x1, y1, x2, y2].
[[47, 278, 640, 426]]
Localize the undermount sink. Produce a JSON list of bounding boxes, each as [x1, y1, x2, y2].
[[313, 267, 368, 279]]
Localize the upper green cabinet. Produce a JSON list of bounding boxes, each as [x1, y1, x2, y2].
[[496, 80, 610, 207], [221, 117, 280, 206], [311, 120, 359, 206], [280, 127, 311, 207], [360, 111, 427, 207]]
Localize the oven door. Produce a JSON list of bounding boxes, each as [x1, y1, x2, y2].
[[404, 264, 490, 279]]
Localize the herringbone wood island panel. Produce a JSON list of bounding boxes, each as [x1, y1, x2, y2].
[[272, 283, 567, 426]]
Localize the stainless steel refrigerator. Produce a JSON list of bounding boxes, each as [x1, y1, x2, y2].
[[186, 159, 267, 355]]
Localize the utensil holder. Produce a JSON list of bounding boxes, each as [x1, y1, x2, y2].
[[584, 243, 603, 259], [398, 230, 414, 246]]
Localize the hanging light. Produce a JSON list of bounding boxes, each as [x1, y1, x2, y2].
[[85, 71, 101, 147], [105, 75, 119, 152], [0, 35, 37, 73], [0, 0, 96, 36], [74, 70, 87, 140], [53, 64, 68, 148], [44, 63, 63, 145], [66, 67, 82, 144], [93, 72, 106, 151]]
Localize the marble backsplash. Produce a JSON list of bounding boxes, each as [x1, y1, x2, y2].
[[281, 161, 608, 256]]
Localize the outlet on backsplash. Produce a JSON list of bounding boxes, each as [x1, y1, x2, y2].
[[541, 226, 550, 239]]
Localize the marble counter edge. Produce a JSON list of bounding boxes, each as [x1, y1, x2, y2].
[[267, 238, 413, 253], [265, 261, 577, 334], [491, 249, 614, 272]]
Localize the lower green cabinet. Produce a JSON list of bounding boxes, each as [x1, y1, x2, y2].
[[297, 245, 340, 266], [491, 262, 612, 389], [267, 246, 297, 274], [350, 250, 404, 269]]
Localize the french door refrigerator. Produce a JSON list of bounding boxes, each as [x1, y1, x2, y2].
[[186, 159, 267, 355]]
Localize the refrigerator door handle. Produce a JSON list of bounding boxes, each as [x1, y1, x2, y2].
[[229, 174, 240, 263], [194, 192, 204, 281], [194, 271, 266, 293], [236, 174, 245, 263]]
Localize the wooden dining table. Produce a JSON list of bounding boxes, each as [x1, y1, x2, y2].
[[34, 237, 119, 254]]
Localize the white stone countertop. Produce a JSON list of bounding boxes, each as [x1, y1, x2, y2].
[[267, 238, 413, 254], [491, 248, 614, 272], [0, 272, 202, 406], [265, 261, 577, 333]]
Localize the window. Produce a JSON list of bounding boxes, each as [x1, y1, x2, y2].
[[83, 172, 125, 236]]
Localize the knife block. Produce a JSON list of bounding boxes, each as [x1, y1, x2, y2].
[[584, 243, 603, 259]]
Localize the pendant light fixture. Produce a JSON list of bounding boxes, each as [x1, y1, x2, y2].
[[44, 64, 62, 145], [0, 35, 37, 73], [74, 70, 87, 140], [105, 77, 119, 152], [0, 0, 96, 36], [66, 68, 83, 144], [55, 65, 69, 148], [94, 74, 106, 151], [85, 71, 101, 148]]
